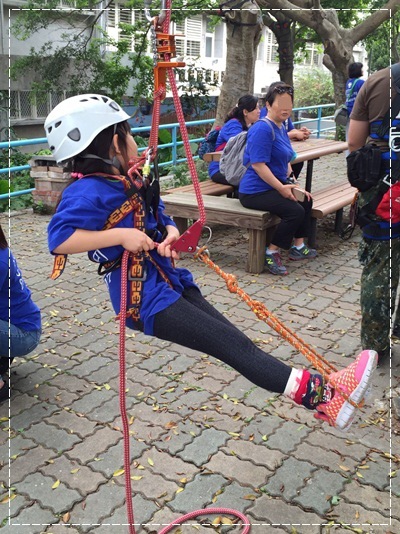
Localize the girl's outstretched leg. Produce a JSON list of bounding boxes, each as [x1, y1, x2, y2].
[[153, 290, 378, 430]]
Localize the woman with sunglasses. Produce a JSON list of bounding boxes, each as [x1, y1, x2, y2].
[[260, 82, 311, 179], [208, 94, 260, 186], [239, 83, 317, 276]]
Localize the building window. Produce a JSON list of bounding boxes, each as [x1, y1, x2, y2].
[[9, 91, 68, 121], [173, 16, 202, 59], [205, 36, 212, 58], [265, 29, 278, 63]]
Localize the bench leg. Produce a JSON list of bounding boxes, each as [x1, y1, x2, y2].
[[308, 218, 317, 248], [334, 208, 344, 234], [247, 229, 267, 274], [173, 217, 189, 235]]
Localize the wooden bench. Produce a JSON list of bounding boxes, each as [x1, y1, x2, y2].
[[310, 181, 357, 247], [164, 180, 234, 197], [162, 182, 357, 274], [162, 193, 280, 274]]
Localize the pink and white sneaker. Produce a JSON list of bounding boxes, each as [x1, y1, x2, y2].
[[315, 350, 378, 431]]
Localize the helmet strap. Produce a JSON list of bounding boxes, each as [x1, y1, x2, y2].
[[80, 153, 123, 172]]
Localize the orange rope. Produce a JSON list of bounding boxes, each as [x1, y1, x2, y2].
[[195, 248, 365, 411]]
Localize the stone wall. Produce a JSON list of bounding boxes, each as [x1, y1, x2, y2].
[[30, 156, 70, 214]]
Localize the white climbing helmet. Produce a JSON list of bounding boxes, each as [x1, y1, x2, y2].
[[44, 94, 131, 163]]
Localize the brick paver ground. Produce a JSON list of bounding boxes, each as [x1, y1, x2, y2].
[[1, 153, 399, 533]]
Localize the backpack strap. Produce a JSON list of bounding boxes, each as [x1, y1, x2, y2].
[[260, 117, 275, 140], [346, 78, 358, 100], [376, 63, 400, 138]]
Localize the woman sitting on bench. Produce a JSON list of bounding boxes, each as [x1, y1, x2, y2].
[[239, 83, 317, 276], [208, 95, 260, 187]]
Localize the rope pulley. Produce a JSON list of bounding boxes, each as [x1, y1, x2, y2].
[[130, 0, 207, 254]]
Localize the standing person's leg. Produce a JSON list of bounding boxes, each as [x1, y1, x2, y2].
[[359, 239, 398, 362], [392, 239, 400, 340], [153, 288, 377, 429]]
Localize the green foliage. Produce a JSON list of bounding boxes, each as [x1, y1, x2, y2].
[[167, 159, 209, 188], [10, 2, 153, 103], [10, 0, 222, 106], [0, 147, 44, 212], [177, 63, 219, 119], [294, 69, 334, 115], [364, 9, 399, 72], [294, 1, 374, 50]]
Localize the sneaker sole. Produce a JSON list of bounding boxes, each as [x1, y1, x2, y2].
[[288, 255, 317, 261], [334, 350, 378, 430]]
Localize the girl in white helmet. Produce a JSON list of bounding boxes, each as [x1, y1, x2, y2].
[[46, 94, 377, 431]]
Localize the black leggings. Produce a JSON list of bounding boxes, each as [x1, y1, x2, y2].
[[240, 190, 313, 250], [153, 287, 292, 394], [210, 171, 231, 186]]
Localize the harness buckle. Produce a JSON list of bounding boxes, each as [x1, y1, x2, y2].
[[128, 263, 147, 282], [382, 174, 392, 187], [389, 126, 400, 152]]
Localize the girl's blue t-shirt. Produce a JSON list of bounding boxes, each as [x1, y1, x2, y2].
[[0, 248, 41, 331], [346, 78, 365, 114], [208, 118, 243, 178], [239, 119, 295, 195], [47, 176, 197, 335]]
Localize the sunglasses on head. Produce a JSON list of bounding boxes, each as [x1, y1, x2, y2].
[[273, 85, 294, 95]]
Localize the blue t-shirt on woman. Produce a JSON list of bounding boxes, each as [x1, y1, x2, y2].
[[0, 248, 41, 331], [208, 118, 243, 178], [239, 119, 295, 195]]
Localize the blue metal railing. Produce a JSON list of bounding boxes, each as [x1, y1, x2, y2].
[[0, 105, 337, 201]]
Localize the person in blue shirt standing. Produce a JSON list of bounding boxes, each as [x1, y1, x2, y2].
[[45, 93, 378, 431], [0, 224, 42, 403], [345, 62, 365, 152], [208, 95, 260, 185], [346, 63, 365, 116], [239, 83, 317, 276]]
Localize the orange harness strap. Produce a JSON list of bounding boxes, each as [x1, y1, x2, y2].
[[51, 174, 173, 322]]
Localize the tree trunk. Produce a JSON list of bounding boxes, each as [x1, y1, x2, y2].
[[262, 12, 294, 86], [215, 3, 262, 126]]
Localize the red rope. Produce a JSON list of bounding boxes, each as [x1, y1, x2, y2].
[[119, 251, 251, 533], [158, 508, 250, 534], [119, 251, 136, 534]]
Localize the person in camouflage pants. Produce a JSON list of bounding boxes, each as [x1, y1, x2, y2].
[[348, 64, 400, 363], [359, 238, 400, 360]]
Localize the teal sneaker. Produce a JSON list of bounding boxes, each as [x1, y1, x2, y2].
[[265, 252, 288, 275], [289, 245, 317, 261]]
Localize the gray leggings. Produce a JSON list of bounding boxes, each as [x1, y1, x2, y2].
[[153, 287, 292, 394]]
